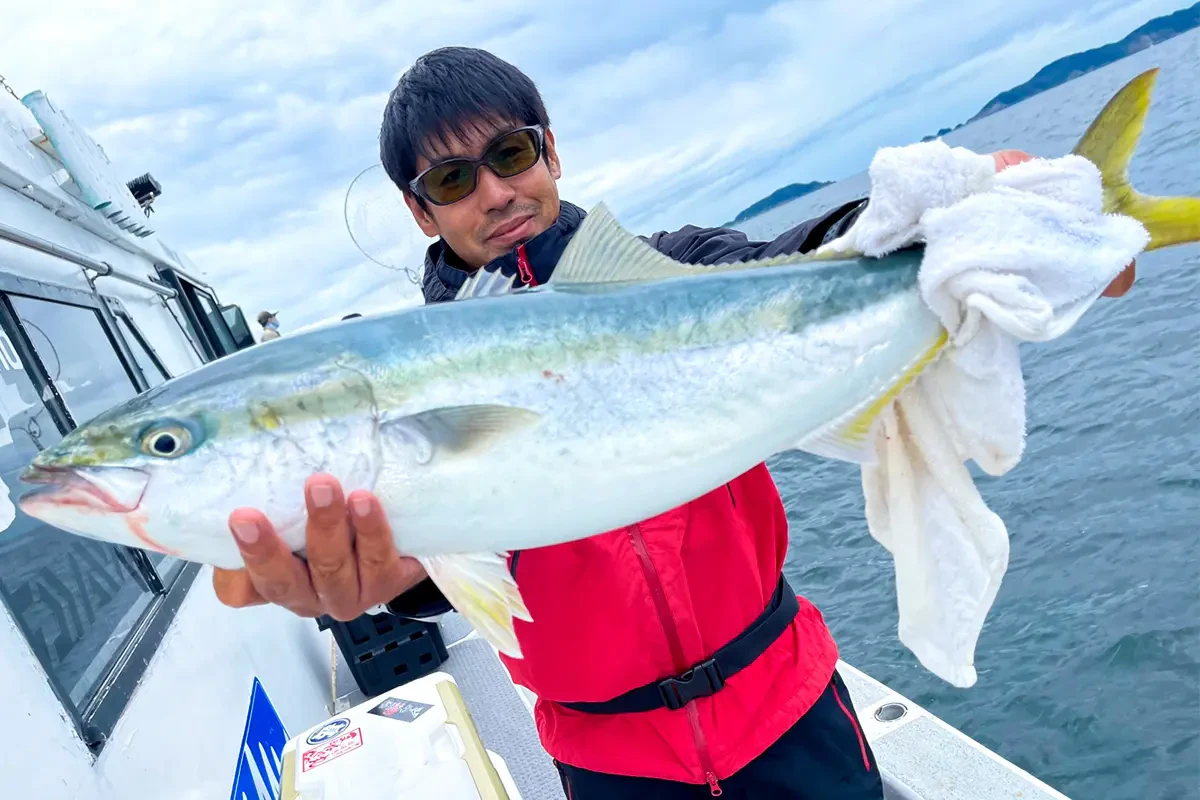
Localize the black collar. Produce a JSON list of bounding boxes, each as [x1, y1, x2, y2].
[[421, 201, 587, 303]]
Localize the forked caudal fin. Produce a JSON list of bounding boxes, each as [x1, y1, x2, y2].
[[418, 552, 532, 657], [1073, 68, 1200, 251]]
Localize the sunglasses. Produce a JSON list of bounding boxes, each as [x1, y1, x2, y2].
[[409, 125, 546, 206]]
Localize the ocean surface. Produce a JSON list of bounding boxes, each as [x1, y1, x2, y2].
[[745, 30, 1199, 800]]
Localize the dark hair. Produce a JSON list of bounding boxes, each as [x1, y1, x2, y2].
[[379, 47, 550, 200]]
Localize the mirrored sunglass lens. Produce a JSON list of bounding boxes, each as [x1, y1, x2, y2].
[[421, 161, 475, 204], [487, 130, 540, 176]]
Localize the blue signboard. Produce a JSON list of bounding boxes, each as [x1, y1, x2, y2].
[[231, 677, 290, 800]]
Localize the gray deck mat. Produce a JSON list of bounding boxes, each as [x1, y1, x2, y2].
[[442, 637, 565, 800], [329, 618, 564, 799], [438, 610, 475, 645]]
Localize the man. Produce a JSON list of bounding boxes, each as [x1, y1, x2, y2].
[[214, 47, 1135, 799], [257, 310, 281, 342]]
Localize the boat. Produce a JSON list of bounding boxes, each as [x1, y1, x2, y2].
[[0, 78, 1071, 799]]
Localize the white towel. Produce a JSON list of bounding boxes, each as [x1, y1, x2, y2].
[[829, 140, 1148, 688]]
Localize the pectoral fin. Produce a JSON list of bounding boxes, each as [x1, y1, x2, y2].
[[380, 404, 542, 464], [418, 552, 533, 657]]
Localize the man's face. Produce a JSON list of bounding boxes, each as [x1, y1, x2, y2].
[[404, 120, 562, 270]]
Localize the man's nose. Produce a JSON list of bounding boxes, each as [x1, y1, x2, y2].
[[474, 165, 517, 211]]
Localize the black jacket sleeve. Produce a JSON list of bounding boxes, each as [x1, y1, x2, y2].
[[386, 198, 867, 620], [644, 198, 867, 265], [386, 577, 454, 619]]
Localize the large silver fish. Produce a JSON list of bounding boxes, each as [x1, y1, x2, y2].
[[16, 70, 1200, 655]]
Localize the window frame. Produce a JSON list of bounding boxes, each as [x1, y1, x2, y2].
[[104, 297, 172, 386], [220, 302, 256, 350], [155, 266, 246, 361], [0, 271, 200, 756]]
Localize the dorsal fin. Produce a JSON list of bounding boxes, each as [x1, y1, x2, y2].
[[552, 203, 828, 287], [552, 203, 703, 286], [454, 267, 518, 301]]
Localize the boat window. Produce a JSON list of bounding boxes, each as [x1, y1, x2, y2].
[[0, 326, 160, 712], [8, 295, 142, 425], [156, 267, 249, 362], [221, 304, 256, 350], [192, 288, 240, 356], [0, 288, 195, 753], [114, 314, 169, 388]]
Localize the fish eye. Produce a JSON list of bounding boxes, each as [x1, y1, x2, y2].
[[140, 424, 193, 458]]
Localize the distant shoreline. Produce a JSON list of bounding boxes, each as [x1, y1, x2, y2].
[[728, 2, 1199, 226]]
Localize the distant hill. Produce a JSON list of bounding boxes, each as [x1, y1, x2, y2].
[[725, 181, 831, 227], [731, 3, 1199, 225], [922, 1, 1200, 140], [968, 1, 1199, 124]]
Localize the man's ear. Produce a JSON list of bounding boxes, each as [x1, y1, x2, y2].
[[545, 128, 562, 180], [404, 192, 441, 237]]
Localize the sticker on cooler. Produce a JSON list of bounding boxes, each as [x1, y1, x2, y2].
[[369, 696, 433, 723], [301, 727, 364, 772], [305, 717, 350, 745]]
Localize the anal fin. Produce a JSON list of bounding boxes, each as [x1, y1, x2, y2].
[[796, 329, 948, 464], [798, 417, 882, 464], [418, 551, 533, 657]]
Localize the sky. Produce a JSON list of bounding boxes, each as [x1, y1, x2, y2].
[[1, 0, 1193, 330]]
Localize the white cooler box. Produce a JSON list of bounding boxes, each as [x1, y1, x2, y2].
[[279, 672, 523, 799]]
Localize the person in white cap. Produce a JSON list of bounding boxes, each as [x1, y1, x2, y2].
[[257, 310, 281, 342]]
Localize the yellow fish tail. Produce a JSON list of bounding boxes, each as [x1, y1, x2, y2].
[[1072, 67, 1200, 252]]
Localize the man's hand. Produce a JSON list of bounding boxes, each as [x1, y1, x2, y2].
[[213, 474, 427, 621], [991, 149, 1136, 297]]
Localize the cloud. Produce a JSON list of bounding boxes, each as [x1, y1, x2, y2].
[[1, 0, 1192, 329]]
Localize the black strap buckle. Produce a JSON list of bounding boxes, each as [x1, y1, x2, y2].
[[657, 658, 725, 711], [556, 576, 798, 715]]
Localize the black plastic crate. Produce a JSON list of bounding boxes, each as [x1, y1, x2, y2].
[[317, 610, 449, 697]]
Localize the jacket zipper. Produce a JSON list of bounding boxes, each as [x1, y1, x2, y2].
[[516, 243, 537, 286], [628, 524, 723, 796]]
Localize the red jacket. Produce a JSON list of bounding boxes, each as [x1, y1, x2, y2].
[[499, 464, 839, 786]]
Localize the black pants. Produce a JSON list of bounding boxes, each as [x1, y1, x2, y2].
[[554, 671, 884, 799]]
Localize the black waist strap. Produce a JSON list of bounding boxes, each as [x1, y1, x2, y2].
[[559, 576, 800, 714]]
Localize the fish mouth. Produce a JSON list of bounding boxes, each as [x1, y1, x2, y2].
[[19, 465, 150, 514]]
